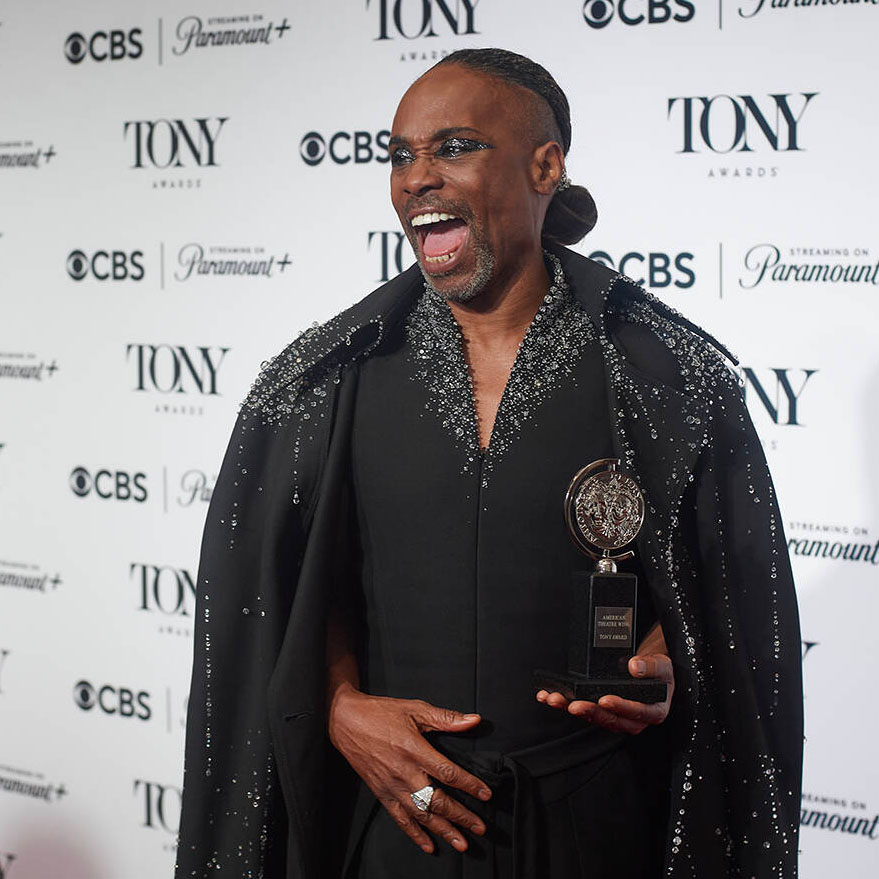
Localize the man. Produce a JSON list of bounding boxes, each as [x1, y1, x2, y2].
[[175, 49, 803, 879]]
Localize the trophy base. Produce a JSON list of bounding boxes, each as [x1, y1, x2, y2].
[[534, 669, 667, 704]]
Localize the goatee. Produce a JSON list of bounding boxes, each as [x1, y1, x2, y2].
[[419, 246, 495, 304]]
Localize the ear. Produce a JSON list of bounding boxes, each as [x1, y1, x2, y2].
[[531, 141, 565, 196]]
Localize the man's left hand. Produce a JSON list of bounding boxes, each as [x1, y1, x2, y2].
[[536, 652, 674, 735]]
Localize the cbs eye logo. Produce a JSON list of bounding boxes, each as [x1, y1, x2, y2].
[[583, 0, 695, 28], [70, 467, 91, 497], [583, 0, 614, 27], [299, 130, 390, 166], [73, 679, 152, 720], [66, 249, 145, 282], [69, 466, 148, 502], [67, 250, 88, 280], [300, 132, 326, 166], [65, 33, 88, 64], [64, 28, 143, 64], [73, 679, 97, 710]]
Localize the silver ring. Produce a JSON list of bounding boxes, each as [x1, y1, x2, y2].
[[410, 785, 435, 813]]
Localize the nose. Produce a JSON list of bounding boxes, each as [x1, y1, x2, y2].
[[400, 156, 443, 197]]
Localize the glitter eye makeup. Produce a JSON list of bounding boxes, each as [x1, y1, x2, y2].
[[435, 137, 494, 158], [389, 136, 493, 167], [389, 146, 415, 167]]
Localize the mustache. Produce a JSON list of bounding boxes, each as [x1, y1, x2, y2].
[[403, 197, 473, 225]]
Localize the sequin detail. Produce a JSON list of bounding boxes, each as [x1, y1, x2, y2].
[[598, 277, 799, 876], [405, 252, 596, 486], [179, 255, 800, 879], [244, 314, 383, 424], [241, 311, 383, 506]]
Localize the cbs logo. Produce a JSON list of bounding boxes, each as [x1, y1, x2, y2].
[[67, 250, 145, 282], [64, 28, 143, 64], [73, 679, 151, 721], [70, 467, 148, 502], [582, 0, 694, 28], [589, 250, 696, 289], [299, 130, 390, 166]]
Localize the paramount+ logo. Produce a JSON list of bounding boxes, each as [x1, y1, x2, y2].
[[70, 467, 148, 503], [73, 679, 151, 721], [64, 28, 143, 64], [67, 249, 145, 282], [300, 130, 390, 166], [582, 0, 694, 28]]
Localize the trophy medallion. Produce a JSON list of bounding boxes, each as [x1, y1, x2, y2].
[[534, 458, 667, 704]]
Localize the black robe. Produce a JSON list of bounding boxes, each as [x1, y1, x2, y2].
[[174, 245, 803, 879]]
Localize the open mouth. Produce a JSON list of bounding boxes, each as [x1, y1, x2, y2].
[[411, 211, 470, 269]]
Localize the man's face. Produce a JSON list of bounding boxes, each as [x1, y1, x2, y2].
[[389, 64, 547, 302]]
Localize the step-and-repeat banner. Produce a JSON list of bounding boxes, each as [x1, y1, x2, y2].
[[1, 1, 877, 877]]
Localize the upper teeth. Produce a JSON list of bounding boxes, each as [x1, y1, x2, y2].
[[411, 212, 458, 227]]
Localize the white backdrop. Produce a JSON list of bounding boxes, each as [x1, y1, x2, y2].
[[1, 1, 878, 877]]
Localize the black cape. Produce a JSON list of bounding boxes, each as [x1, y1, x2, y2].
[[175, 246, 803, 879]]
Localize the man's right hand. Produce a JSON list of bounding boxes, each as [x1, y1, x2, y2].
[[327, 682, 492, 854]]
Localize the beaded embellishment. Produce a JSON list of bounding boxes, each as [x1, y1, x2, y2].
[[405, 252, 596, 486]]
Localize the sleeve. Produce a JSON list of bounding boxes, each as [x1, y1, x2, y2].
[[174, 406, 309, 879], [691, 373, 803, 875]]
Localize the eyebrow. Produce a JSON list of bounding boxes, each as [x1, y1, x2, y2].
[[388, 126, 490, 148]]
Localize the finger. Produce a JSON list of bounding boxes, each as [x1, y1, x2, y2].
[[566, 700, 647, 735], [535, 689, 569, 706], [384, 798, 435, 854], [597, 693, 668, 727], [565, 699, 595, 715], [628, 654, 674, 683], [598, 696, 670, 724], [543, 691, 570, 710], [429, 787, 486, 836], [414, 808, 473, 852], [418, 744, 492, 801], [410, 700, 482, 734]]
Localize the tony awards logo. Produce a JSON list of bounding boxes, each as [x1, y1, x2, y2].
[[569, 464, 644, 562]]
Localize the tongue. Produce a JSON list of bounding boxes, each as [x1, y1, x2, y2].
[[422, 219, 467, 258]]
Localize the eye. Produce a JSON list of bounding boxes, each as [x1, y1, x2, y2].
[[436, 137, 491, 159], [390, 146, 415, 167]]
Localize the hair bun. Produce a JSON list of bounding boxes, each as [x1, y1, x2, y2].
[[542, 184, 597, 245]]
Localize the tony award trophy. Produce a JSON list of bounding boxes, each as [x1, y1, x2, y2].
[[535, 458, 667, 704]]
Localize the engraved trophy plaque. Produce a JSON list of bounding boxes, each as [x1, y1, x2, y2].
[[534, 458, 667, 704]]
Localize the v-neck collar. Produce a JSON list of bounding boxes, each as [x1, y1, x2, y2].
[[405, 252, 597, 486]]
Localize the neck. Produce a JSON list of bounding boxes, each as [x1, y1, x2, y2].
[[446, 244, 550, 349]]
